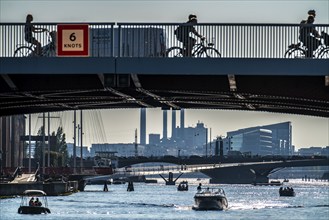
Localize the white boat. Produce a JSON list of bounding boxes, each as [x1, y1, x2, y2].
[[18, 190, 51, 214], [192, 187, 228, 211]]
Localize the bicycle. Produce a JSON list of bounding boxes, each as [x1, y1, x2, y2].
[[13, 30, 56, 57], [284, 31, 329, 59], [166, 39, 221, 58]]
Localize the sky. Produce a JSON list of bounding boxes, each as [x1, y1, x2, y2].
[[1, 0, 328, 149]]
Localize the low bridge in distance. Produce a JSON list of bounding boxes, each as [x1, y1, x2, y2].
[[84, 158, 329, 187]]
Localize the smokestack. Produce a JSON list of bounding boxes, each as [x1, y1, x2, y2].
[[172, 110, 176, 139], [140, 108, 146, 145], [180, 109, 185, 129], [180, 109, 185, 140], [163, 110, 167, 139]]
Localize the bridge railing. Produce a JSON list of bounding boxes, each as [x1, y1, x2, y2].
[[1, 22, 328, 58], [0, 22, 115, 57], [118, 23, 329, 58]]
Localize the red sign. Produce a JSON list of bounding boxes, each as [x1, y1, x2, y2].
[[57, 24, 89, 56]]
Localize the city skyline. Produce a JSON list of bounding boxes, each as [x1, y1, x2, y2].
[[2, 0, 328, 149], [28, 109, 328, 150]]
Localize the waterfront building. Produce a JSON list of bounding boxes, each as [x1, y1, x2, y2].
[[66, 143, 90, 158], [298, 146, 329, 156], [90, 143, 145, 157], [224, 121, 292, 156]]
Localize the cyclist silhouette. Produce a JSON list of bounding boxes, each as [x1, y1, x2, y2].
[[299, 11, 321, 57], [25, 14, 48, 56], [174, 14, 205, 57]]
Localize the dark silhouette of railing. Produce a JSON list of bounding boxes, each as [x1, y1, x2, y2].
[[1, 22, 328, 58]]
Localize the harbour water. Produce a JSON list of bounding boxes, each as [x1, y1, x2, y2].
[[1, 179, 328, 220]]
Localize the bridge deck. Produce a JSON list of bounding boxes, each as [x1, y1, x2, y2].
[[1, 22, 328, 117]]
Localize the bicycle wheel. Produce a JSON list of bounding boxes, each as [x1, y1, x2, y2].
[[166, 47, 184, 57], [14, 46, 33, 57], [284, 48, 305, 58], [317, 47, 329, 58], [198, 47, 221, 58]]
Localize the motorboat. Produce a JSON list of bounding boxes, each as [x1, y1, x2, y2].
[[177, 181, 188, 191], [279, 187, 296, 197], [192, 187, 228, 211], [18, 190, 51, 214]]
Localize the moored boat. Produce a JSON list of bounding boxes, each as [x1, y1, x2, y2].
[[192, 187, 228, 211], [18, 190, 51, 214]]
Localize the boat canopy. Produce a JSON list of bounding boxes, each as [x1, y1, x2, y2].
[[22, 190, 47, 196]]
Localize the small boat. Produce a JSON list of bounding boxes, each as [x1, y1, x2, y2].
[[279, 187, 296, 197], [192, 187, 228, 211], [18, 190, 51, 214], [177, 181, 188, 191]]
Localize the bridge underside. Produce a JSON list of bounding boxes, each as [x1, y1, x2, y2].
[[0, 58, 328, 117]]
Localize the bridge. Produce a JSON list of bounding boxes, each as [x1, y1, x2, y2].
[[0, 22, 328, 117], [7, 156, 328, 191], [83, 158, 329, 187]]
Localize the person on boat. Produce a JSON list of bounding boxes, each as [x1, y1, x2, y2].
[[35, 198, 42, 206], [29, 197, 35, 206], [197, 183, 202, 191]]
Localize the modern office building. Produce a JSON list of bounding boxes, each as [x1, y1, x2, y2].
[[224, 121, 292, 156]]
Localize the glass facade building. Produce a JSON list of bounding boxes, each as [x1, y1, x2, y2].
[[225, 122, 292, 156]]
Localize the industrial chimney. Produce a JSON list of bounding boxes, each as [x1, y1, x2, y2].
[[163, 110, 168, 140], [172, 110, 176, 139], [180, 109, 185, 129], [140, 108, 146, 145]]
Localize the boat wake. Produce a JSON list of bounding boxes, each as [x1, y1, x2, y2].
[[229, 203, 329, 210], [130, 202, 175, 208]]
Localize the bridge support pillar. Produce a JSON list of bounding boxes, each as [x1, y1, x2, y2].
[[159, 172, 183, 185], [68, 175, 87, 191], [78, 179, 86, 191]]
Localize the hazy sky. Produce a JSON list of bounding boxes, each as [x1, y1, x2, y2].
[[1, 0, 328, 24], [1, 0, 328, 149]]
